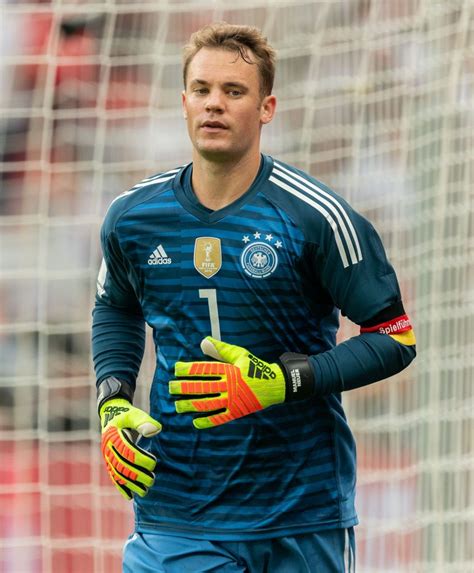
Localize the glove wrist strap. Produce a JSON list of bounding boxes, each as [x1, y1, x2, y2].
[[97, 377, 134, 414], [279, 353, 315, 402]]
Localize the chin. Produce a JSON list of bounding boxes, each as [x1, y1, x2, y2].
[[195, 143, 238, 162]]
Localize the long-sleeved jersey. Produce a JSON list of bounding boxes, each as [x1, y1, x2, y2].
[[92, 154, 416, 540]]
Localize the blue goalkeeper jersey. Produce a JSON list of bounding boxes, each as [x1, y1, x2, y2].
[[93, 154, 413, 540]]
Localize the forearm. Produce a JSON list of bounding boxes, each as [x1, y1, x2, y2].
[[92, 299, 146, 392], [308, 332, 416, 396]]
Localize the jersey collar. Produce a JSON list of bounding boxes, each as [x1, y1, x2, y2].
[[173, 154, 274, 223]]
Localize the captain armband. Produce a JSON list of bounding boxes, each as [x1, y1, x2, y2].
[[360, 305, 416, 346]]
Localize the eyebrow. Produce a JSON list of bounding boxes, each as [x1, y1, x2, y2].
[[190, 79, 249, 90]]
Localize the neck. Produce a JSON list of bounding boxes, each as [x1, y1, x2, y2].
[[191, 152, 262, 211]]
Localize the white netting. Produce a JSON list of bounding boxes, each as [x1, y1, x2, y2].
[[0, 1, 472, 572]]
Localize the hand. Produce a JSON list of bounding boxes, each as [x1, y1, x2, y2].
[[100, 398, 162, 500], [169, 337, 286, 429]]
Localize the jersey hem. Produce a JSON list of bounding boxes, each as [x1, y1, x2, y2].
[[134, 516, 359, 542]]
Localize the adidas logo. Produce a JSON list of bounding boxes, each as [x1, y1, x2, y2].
[[247, 354, 277, 380], [148, 244, 172, 265], [102, 405, 129, 426]]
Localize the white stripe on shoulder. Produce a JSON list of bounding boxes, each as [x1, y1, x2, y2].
[[129, 173, 177, 190], [132, 167, 181, 189], [270, 174, 350, 268], [273, 162, 363, 266], [109, 169, 179, 208], [141, 168, 181, 183]]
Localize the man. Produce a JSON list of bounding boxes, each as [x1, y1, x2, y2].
[[93, 22, 416, 572]]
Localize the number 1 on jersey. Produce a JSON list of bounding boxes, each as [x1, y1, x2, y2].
[[199, 289, 221, 340]]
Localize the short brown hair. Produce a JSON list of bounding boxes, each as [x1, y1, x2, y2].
[[183, 22, 276, 97]]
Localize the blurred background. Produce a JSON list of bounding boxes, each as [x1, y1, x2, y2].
[[0, 0, 472, 572]]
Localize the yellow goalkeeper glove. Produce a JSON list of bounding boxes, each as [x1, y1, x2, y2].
[[100, 397, 162, 500], [169, 337, 314, 429]]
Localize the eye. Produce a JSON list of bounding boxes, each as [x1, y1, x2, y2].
[[228, 90, 242, 97], [193, 87, 208, 95]]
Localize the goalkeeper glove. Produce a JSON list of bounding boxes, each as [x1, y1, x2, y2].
[[98, 378, 162, 500], [169, 337, 314, 429]]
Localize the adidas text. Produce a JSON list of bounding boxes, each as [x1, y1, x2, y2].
[[148, 257, 172, 265], [103, 405, 129, 426], [248, 354, 277, 380], [148, 244, 172, 265]]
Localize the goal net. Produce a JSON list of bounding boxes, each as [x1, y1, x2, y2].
[[0, 1, 472, 572]]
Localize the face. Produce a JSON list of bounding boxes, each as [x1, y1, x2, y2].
[[182, 47, 276, 163]]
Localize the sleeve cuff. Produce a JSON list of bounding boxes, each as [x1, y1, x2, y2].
[[96, 377, 134, 413], [278, 352, 315, 402]]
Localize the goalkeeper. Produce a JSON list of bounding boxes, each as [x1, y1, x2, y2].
[[93, 22, 416, 573]]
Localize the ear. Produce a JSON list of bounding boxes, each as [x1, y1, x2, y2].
[[181, 90, 188, 120], [260, 95, 277, 125]]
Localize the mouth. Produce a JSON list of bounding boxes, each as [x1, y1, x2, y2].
[[200, 121, 228, 132]]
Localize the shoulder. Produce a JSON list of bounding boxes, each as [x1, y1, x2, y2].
[[265, 157, 359, 233], [266, 158, 353, 222], [264, 157, 367, 268], [102, 166, 183, 233]]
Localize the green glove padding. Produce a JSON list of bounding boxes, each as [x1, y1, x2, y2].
[[100, 398, 162, 500], [169, 337, 286, 429]]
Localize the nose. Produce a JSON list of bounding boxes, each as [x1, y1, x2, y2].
[[205, 90, 224, 113]]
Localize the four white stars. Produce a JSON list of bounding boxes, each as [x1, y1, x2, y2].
[[242, 232, 282, 249]]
